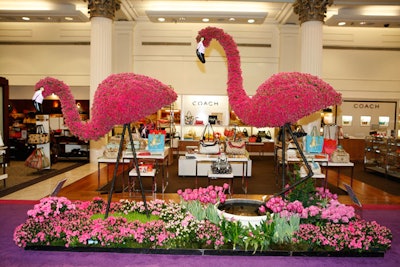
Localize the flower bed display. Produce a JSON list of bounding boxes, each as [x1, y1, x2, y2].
[[14, 182, 392, 257]]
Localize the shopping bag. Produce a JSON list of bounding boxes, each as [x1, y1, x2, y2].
[[305, 126, 323, 153], [25, 148, 50, 169], [322, 125, 338, 158], [148, 133, 165, 153]]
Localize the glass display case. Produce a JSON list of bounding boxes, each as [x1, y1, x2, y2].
[[364, 136, 400, 179]]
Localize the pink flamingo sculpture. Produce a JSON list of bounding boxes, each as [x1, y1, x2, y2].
[[36, 73, 177, 217], [196, 27, 342, 127], [196, 27, 342, 192], [35, 73, 177, 140]]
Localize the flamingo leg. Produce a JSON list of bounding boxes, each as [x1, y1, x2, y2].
[[104, 124, 149, 218], [275, 123, 314, 197], [127, 125, 149, 216]]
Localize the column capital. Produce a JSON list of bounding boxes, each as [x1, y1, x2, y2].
[[84, 0, 121, 20], [293, 0, 333, 24]]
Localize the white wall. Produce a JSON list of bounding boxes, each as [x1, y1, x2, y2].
[[0, 21, 399, 104]]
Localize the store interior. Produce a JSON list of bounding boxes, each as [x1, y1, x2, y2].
[[0, 1, 400, 201]]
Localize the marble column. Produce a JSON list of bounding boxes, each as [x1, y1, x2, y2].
[[86, 0, 121, 162], [300, 20, 323, 76], [293, 0, 333, 132], [293, 0, 333, 76]]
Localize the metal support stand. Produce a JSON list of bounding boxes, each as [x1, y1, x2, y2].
[[276, 123, 314, 197], [105, 124, 149, 218]]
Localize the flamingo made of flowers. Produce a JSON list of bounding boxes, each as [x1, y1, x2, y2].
[[196, 27, 342, 127], [35, 73, 177, 140], [36, 73, 177, 218]]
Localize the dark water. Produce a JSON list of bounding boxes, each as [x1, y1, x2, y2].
[[218, 200, 263, 216]]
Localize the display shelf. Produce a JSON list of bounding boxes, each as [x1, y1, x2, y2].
[[364, 136, 400, 179]]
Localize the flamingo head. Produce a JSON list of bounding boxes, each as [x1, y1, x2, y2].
[[196, 27, 220, 63], [35, 76, 69, 98]]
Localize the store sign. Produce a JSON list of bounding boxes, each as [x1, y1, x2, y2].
[[191, 100, 219, 106], [353, 103, 380, 109]]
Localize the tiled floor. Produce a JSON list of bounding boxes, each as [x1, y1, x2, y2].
[[0, 163, 98, 200]]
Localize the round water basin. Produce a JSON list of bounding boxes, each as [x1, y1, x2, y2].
[[218, 199, 267, 227]]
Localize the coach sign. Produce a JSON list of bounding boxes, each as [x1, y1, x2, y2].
[[337, 100, 397, 138]]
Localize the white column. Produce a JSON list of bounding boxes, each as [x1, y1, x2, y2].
[[298, 20, 324, 132], [89, 16, 113, 162], [300, 20, 323, 76]]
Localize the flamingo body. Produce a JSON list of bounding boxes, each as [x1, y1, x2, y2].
[[35, 73, 177, 140], [197, 27, 342, 127]]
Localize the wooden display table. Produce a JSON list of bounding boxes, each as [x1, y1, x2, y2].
[[320, 161, 355, 187]]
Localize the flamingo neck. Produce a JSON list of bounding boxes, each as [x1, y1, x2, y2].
[[53, 82, 89, 140], [200, 27, 251, 109]]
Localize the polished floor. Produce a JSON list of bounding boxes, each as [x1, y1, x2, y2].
[[1, 159, 400, 206]]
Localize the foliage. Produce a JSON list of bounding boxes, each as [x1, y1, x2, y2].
[[91, 212, 159, 223], [13, 184, 392, 253]]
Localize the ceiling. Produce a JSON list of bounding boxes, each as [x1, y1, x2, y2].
[[0, 0, 399, 28]]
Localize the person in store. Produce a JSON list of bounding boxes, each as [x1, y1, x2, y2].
[[32, 87, 44, 113]]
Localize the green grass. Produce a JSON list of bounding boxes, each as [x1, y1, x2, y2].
[[91, 212, 160, 223]]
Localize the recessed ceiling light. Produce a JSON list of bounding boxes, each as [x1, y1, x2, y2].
[[338, 21, 346, 26], [22, 16, 30, 21], [229, 17, 235, 22], [202, 18, 209, 22], [247, 19, 255, 24], [157, 17, 165, 22]]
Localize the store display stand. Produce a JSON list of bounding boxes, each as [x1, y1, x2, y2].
[[104, 124, 149, 219], [36, 115, 51, 170]]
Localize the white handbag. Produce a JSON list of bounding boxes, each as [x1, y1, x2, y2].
[[199, 140, 220, 154]]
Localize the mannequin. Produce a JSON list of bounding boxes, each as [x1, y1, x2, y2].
[[32, 87, 44, 113]]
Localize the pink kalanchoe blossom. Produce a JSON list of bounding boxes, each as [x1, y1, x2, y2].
[[196, 27, 342, 127], [35, 73, 177, 140]]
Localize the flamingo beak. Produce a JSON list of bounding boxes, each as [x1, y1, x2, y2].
[[196, 37, 206, 63]]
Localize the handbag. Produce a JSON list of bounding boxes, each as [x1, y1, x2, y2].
[[305, 126, 323, 153], [199, 140, 220, 154], [199, 123, 220, 154], [248, 135, 257, 143], [184, 111, 194, 125], [331, 145, 350, 163], [322, 125, 338, 158], [25, 148, 50, 169], [225, 140, 246, 155], [211, 157, 232, 174], [28, 125, 49, 144]]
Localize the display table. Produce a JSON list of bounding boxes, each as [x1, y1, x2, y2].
[[128, 168, 157, 197], [123, 147, 170, 193], [179, 154, 251, 193], [275, 152, 329, 188], [320, 161, 355, 187], [97, 157, 131, 190]]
